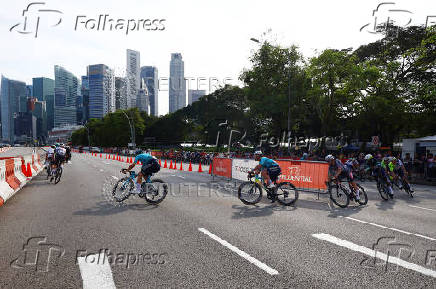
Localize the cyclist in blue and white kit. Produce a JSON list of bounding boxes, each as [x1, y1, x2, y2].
[[122, 150, 160, 194]]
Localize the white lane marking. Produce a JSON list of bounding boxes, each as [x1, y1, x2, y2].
[[111, 176, 118, 180], [389, 228, 412, 235], [342, 216, 434, 242], [368, 222, 387, 229], [408, 205, 436, 212], [78, 253, 116, 289], [99, 169, 104, 172], [414, 234, 436, 241], [345, 217, 367, 224], [170, 174, 185, 179], [312, 233, 436, 279], [105, 162, 111, 165], [198, 228, 278, 276]]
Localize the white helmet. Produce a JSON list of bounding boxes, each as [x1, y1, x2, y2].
[[325, 154, 335, 161], [254, 150, 263, 155], [364, 154, 373, 160]]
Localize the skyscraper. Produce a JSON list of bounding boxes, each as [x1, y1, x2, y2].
[[33, 100, 47, 141], [115, 77, 127, 110], [188, 89, 206, 105], [54, 65, 79, 127], [32, 77, 54, 130], [140, 66, 159, 116], [169, 53, 186, 113], [126, 49, 140, 109], [1, 76, 26, 143], [81, 76, 90, 123], [88, 64, 115, 119]]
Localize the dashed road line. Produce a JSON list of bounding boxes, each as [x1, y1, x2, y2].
[[312, 233, 436, 278], [77, 253, 116, 289], [408, 205, 436, 212], [342, 216, 434, 241], [198, 228, 278, 275]]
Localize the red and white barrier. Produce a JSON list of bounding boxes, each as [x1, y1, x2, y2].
[[0, 153, 43, 207]]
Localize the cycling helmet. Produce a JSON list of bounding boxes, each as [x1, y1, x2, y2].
[[135, 149, 143, 155], [51, 145, 56, 149], [55, 143, 60, 147], [325, 154, 335, 161], [364, 154, 373, 160], [254, 150, 263, 155]]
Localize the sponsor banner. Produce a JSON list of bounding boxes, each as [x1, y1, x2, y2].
[[212, 158, 232, 178], [276, 160, 329, 190], [231, 159, 257, 181], [151, 151, 163, 157]]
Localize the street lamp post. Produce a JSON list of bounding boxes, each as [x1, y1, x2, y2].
[[121, 110, 135, 149]]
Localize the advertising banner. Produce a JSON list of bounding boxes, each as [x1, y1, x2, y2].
[[231, 159, 257, 181], [276, 160, 329, 190], [212, 158, 232, 178]]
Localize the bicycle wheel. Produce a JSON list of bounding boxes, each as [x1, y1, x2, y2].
[[54, 167, 63, 184], [377, 180, 389, 201], [328, 183, 350, 208], [112, 177, 134, 202], [238, 181, 262, 205], [356, 184, 368, 205], [275, 182, 299, 206], [402, 180, 413, 197], [143, 179, 168, 204]]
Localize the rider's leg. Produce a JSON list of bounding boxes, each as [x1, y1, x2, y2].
[[261, 169, 270, 186], [136, 172, 143, 192]]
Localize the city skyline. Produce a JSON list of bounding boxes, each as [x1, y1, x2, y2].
[[3, 0, 434, 116]]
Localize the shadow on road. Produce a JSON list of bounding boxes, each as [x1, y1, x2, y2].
[[231, 204, 296, 219], [73, 200, 158, 216]]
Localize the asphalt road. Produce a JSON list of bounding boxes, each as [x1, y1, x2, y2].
[[0, 152, 435, 288]]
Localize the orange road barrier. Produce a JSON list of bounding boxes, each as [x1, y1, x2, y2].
[[159, 159, 162, 166], [169, 160, 173, 169], [188, 162, 192, 171], [209, 163, 212, 174], [173, 160, 177, 170], [179, 161, 183, 171], [164, 159, 167, 168]]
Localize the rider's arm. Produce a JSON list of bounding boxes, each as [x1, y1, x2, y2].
[[252, 164, 262, 174], [333, 167, 342, 179], [125, 162, 136, 171]]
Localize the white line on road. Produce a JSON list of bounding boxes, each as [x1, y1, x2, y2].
[[99, 169, 104, 172], [111, 176, 118, 180], [198, 228, 279, 276], [77, 253, 117, 289], [408, 205, 436, 212], [170, 174, 185, 179], [312, 233, 436, 279], [342, 216, 434, 242], [345, 217, 367, 224]]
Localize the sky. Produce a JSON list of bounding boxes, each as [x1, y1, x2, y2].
[[1, 0, 435, 115]]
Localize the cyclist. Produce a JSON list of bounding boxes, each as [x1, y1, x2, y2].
[[380, 156, 395, 197], [389, 157, 414, 192], [122, 149, 161, 194], [325, 155, 361, 200], [250, 150, 281, 189], [45, 145, 55, 169]]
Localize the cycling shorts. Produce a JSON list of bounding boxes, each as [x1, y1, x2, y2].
[[266, 165, 281, 182], [141, 159, 160, 176], [339, 169, 354, 182]]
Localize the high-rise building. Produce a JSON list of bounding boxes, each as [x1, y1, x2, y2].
[[26, 85, 33, 98], [88, 64, 115, 119], [136, 87, 150, 114], [126, 49, 140, 109], [188, 89, 206, 105], [140, 66, 158, 116], [54, 65, 79, 127], [81, 76, 90, 123], [1, 76, 26, 143], [169, 53, 186, 113], [115, 77, 127, 110], [33, 100, 47, 142], [32, 77, 54, 130]]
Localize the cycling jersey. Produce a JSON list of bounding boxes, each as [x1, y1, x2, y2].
[[55, 147, 66, 156], [134, 153, 154, 165], [47, 148, 54, 158], [259, 157, 279, 169]]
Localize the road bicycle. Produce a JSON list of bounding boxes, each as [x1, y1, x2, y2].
[[48, 165, 62, 184], [391, 175, 414, 198], [327, 177, 368, 208], [238, 172, 298, 206], [112, 170, 168, 204]]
